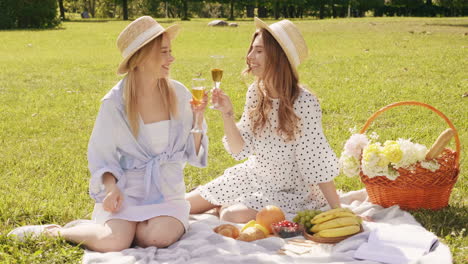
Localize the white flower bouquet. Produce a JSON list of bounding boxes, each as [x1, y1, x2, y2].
[[339, 132, 440, 181], [342, 101, 460, 210]]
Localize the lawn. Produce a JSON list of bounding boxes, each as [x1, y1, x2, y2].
[[0, 17, 466, 263]]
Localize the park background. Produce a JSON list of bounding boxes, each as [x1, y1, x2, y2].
[[0, 0, 467, 263]]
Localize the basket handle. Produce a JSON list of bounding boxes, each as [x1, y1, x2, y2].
[[359, 101, 461, 170]]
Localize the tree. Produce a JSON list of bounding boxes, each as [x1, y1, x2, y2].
[[85, 0, 97, 17], [0, 0, 60, 29], [58, 0, 66, 19], [181, 0, 189, 20], [123, 0, 129, 19], [227, 0, 234, 20]]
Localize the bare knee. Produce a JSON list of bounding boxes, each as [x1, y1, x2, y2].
[[220, 205, 257, 223], [186, 190, 217, 214], [89, 233, 134, 252], [135, 217, 184, 248], [138, 232, 181, 248]]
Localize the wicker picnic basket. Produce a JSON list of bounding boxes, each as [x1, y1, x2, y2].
[[359, 101, 461, 210]]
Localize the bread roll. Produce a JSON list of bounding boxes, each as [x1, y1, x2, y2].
[[237, 227, 266, 242], [213, 224, 240, 239]]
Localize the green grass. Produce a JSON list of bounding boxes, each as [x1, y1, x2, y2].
[[0, 17, 467, 263]]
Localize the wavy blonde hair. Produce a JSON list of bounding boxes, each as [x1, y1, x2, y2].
[[245, 29, 301, 142], [124, 34, 178, 137]]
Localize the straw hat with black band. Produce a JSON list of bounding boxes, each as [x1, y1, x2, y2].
[[254, 17, 308, 79], [116, 16, 180, 75]]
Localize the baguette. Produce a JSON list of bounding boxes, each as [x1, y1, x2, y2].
[[425, 128, 454, 160]]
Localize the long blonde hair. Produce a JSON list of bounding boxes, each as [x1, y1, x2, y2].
[[124, 34, 178, 137], [245, 29, 301, 142]]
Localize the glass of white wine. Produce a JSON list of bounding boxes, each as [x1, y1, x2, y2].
[[191, 78, 205, 133], [210, 55, 224, 109]]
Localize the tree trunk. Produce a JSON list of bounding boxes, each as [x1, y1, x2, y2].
[[123, 0, 128, 20], [246, 4, 254, 17], [258, 6, 267, 18], [331, 1, 336, 18], [426, 0, 432, 5], [319, 3, 325, 19], [181, 0, 189, 20], [228, 0, 234, 20], [347, 1, 351, 18], [58, 0, 66, 20], [274, 0, 280, 19], [87, 0, 96, 18]]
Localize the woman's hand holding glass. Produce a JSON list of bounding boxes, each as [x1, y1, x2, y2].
[[211, 88, 234, 119], [190, 83, 209, 133]]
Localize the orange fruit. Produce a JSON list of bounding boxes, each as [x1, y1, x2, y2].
[[256, 205, 286, 234]]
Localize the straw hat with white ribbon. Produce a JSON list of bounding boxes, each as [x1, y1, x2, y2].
[[116, 16, 180, 75], [254, 17, 308, 79]]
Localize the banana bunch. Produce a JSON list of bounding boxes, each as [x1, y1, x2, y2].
[[310, 208, 362, 238]]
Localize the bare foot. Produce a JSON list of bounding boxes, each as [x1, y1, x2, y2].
[[205, 206, 221, 217], [44, 225, 62, 237]]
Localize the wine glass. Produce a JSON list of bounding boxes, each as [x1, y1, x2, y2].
[[191, 77, 206, 133], [210, 55, 224, 109]]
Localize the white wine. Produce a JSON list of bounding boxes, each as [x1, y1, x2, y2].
[[211, 68, 223, 82], [191, 87, 204, 103]]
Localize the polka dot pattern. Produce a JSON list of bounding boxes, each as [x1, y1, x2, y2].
[[198, 84, 339, 213]]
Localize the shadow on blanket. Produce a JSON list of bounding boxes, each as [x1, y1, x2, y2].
[[82, 189, 453, 264]]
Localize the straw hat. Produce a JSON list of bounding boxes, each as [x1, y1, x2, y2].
[[116, 16, 180, 75], [254, 17, 308, 78]]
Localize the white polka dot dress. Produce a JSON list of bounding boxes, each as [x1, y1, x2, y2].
[[198, 84, 339, 214]]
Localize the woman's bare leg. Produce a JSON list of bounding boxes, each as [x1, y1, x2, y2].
[[134, 216, 184, 248], [185, 189, 220, 214], [48, 219, 137, 252], [219, 203, 258, 223]]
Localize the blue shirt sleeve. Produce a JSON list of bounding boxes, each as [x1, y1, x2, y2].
[[87, 100, 126, 202]]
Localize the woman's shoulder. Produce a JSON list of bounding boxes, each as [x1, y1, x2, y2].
[[246, 82, 259, 101], [170, 79, 191, 99], [100, 79, 125, 110], [295, 87, 320, 107], [294, 87, 322, 116]]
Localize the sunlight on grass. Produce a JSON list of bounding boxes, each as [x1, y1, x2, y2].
[[0, 17, 466, 263]]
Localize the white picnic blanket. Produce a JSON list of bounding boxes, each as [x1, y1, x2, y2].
[[82, 189, 452, 264]]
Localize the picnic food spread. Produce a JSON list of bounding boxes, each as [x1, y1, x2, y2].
[[214, 206, 363, 243]]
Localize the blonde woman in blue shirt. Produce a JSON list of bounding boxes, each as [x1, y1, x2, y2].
[[9, 16, 208, 252]]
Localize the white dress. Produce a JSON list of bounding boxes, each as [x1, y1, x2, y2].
[[198, 84, 340, 213], [92, 120, 190, 230]]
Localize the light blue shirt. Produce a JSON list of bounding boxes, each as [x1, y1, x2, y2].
[[87, 78, 208, 204]]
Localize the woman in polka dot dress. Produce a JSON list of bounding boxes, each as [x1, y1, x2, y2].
[[186, 18, 341, 223]]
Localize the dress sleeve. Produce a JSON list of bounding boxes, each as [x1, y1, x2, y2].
[[87, 100, 126, 202], [222, 84, 256, 161], [294, 92, 339, 185]]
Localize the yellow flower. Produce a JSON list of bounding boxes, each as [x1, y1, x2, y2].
[[377, 154, 390, 167], [363, 143, 380, 162], [382, 141, 403, 163], [363, 143, 390, 167]]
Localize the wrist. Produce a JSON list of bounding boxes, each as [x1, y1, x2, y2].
[[222, 110, 234, 120], [104, 182, 117, 193]]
